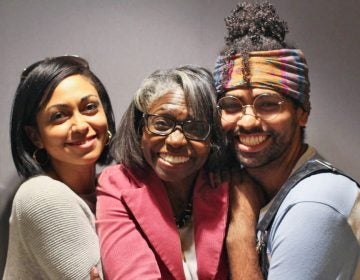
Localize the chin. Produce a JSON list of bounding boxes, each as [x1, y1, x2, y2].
[[237, 154, 263, 169]]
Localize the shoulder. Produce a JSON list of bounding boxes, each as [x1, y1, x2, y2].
[[14, 175, 76, 204], [281, 172, 359, 217], [195, 168, 228, 198], [98, 164, 132, 186], [12, 175, 91, 223], [98, 164, 125, 181], [97, 164, 145, 194]]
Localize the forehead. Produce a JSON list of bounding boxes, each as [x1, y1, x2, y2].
[[147, 91, 187, 115], [45, 75, 99, 106], [224, 87, 283, 99]]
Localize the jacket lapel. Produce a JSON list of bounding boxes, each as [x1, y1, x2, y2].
[[193, 170, 229, 279], [121, 171, 186, 280]]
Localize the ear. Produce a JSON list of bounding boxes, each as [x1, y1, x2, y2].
[[296, 107, 309, 127], [24, 126, 44, 149]]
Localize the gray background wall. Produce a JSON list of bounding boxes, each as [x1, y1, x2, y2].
[[0, 0, 359, 275]]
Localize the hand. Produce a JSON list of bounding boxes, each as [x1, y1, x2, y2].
[[90, 267, 102, 280]]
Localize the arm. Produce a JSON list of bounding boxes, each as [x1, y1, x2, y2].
[[96, 168, 162, 280], [266, 174, 360, 279], [226, 170, 265, 280], [14, 178, 102, 280]]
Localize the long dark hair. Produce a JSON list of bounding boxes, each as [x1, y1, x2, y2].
[[10, 56, 116, 178]]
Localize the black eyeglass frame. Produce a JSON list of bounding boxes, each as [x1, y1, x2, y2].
[[142, 113, 211, 141]]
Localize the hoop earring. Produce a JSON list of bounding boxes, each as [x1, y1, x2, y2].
[[32, 148, 49, 166], [105, 130, 112, 145]]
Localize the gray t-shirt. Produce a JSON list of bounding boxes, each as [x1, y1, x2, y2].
[[263, 147, 360, 279]]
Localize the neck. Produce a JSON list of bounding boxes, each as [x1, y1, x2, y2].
[[47, 162, 97, 195], [247, 143, 307, 201], [163, 173, 197, 218]]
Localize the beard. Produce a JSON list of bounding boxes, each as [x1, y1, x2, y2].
[[226, 120, 299, 169]]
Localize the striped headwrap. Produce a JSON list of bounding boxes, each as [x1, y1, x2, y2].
[[214, 49, 311, 112]]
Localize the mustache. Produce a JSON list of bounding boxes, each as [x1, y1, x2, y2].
[[233, 127, 264, 136], [226, 126, 276, 142]]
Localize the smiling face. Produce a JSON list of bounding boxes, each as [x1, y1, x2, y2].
[[221, 87, 308, 168], [141, 91, 210, 186], [27, 74, 108, 170]]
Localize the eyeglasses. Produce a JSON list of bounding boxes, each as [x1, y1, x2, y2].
[[143, 113, 211, 141], [217, 93, 285, 122]]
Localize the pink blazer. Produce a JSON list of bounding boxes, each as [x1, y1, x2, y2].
[[96, 164, 229, 280]]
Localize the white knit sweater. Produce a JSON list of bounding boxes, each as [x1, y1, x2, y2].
[[3, 175, 103, 279]]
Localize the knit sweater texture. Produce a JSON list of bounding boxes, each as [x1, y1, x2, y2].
[[3, 175, 102, 279]]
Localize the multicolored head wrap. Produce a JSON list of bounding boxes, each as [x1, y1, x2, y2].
[[214, 49, 311, 112]]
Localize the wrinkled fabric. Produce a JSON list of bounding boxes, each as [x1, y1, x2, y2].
[[214, 49, 311, 112]]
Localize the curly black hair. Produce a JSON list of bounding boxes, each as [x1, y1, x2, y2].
[[220, 2, 294, 84]]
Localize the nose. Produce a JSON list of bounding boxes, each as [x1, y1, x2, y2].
[[242, 105, 257, 118], [71, 113, 89, 134], [165, 128, 187, 148], [236, 106, 260, 130]]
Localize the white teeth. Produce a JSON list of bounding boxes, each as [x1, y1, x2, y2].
[[160, 154, 190, 164], [239, 135, 267, 146], [72, 139, 87, 145]]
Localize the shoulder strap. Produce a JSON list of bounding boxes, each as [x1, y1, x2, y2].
[[257, 154, 337, 232], [255, 155, 334, 278], [255, 154, 359, 278]]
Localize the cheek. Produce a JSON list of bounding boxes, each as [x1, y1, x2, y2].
[[93, 114, 108, 133], [265, 111, 298, 134], [192, 142, 211, 165], [140, 133, 155, 165], [40, 126, 69, 146], [221, 118, 236, 132]]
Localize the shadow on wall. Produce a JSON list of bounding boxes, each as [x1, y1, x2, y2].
[[0, 174, 21, 278]]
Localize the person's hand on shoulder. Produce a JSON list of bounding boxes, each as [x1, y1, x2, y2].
[[90, 267, 102, 280]]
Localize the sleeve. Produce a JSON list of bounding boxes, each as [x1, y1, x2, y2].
[[267, 202, 359, 280], [14, 179, 103, 280], [96, 168, 162, 280]]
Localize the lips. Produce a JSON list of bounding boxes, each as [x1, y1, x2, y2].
[[159, 153, 190, 164], [67, 135, 97, 147], [234, 133, 270, 153], [239, 134, 267, 146]]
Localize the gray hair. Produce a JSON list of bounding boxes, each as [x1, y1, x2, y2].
[[134, 65, 216, 121], [111, 65, 224, 174]]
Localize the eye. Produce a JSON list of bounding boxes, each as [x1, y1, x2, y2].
[[49, 111, 67, 123], [218, 97, 243, 113], [152, 117, 172, 131], [83, 102, 99, 114], [183, 121, 210, 140], [255, 95, 282, 113]]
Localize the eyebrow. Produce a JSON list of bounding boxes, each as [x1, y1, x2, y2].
[[46, 94, 99, 110], [80, 94, 99, 102]]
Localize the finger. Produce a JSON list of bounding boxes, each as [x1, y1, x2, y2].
[[90, 266, 101, 280]]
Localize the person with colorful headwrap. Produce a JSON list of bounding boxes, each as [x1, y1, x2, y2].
[[215, 2, 360, 279]]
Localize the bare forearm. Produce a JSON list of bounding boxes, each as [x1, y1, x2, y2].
[[227, 170, 265, 279], [227, 217, 263, 280]]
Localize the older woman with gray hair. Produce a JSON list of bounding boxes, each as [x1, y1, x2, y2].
[[96, 65, 229, 279]]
